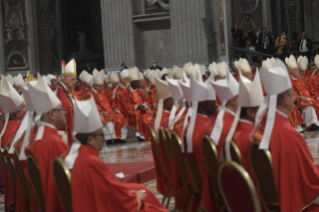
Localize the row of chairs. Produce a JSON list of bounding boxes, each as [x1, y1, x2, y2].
[[149, 125, 281, 212], [0, 148, 72, 212]]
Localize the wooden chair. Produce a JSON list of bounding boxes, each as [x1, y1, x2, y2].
[[250, 140, 280, 212], [160, 127, 173, 166], [218, 161, 262, 212], [148, 125, 172, 207], [53, 158, 72, 212], [221, 140, 244, 166], [6, 156, 17, 191], [202, 135, 227, 211], [170, 132, 199, 212], [13, 150, 31, 205], [27, 154, 46, 212], [0, 148, 8, 175]]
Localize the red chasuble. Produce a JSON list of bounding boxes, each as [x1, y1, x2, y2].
[[290, 77, 319, 117], [150, 111, 170, 195], [56, 83, 75, 145], [149, 88, 157, 109], [305, 70, 311, 82], [74, 87, 92, 100], [93, 91, 128, 138], [120, 87, 153, 140], [67, 145, 166, 212], [253, 112, 319, 212], [309, 73, 319, 102], [27, 125, 69, 212], [205, 110, 235, 154], [288, 105, 304, 127]]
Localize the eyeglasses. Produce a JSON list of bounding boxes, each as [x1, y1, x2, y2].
[[52, 109, 67, 113]]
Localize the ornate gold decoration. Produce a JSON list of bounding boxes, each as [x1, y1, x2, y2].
[[24, 71, 37, 82]]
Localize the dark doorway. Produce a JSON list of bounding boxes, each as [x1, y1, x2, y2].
[[61, 0, 104, 73]]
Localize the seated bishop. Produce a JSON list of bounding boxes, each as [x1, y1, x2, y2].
[[56, 59, 77, 145], [0, 76, 27, 211], [223, 69, 264, 182], [64, 96, 167, 212], [76, 71, 93, 100], [286, 55, 319, 131], [150, 77, 174, 196], [91, 69, 128, 140], [206, 71, 239, 154], [119, 67, 154, 141], [252, 59, 319, 212], [186, 74, 220, 212], [26, 73, 69, 212], [263, 58, 305, 132]]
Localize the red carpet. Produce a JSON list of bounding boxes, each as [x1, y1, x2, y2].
[[107, 161, 156, 184]]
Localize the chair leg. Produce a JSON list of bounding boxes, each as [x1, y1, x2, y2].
[[162, 182, 171, 205], [165, 185, 174, 208], [187, 193, 195, 212]]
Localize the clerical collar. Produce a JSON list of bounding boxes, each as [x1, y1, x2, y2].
[[276, 109, 288, 118], [84, 87, 90, 91], [164, 110, 170, 113], [92, 87, 98, 93], [239, 119, 254, 124], [42, 122, 57, 130], [130, 86, 137, 92], [225, 107, 236, 116], [120, 84, 125, 89], [290, 75, 298, 80], [197, 113, 209, 118]]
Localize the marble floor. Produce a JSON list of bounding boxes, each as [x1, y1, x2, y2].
[[1, 132, 319, 212]]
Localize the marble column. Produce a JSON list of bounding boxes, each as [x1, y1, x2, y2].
[[25, 0, 40, 74], [262, 0, 272, 31], [170, 0, 209, 66], [0, 1, 5, 74], [100, 0, 135, 71], [304, 0, 319, 42]]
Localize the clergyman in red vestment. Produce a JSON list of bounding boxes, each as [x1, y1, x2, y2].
[[64, 95, 167, 212], [27, 74, 69, 212]]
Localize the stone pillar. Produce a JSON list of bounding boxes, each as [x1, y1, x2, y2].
[[262, 0, 272, 31], [0, 1, 5, 74], [35, 0, 51, 74], [0, 0, 39, 76], [100, 0, 135, 71], [170, 0, 209, 66], [25, 0, 40, 74]]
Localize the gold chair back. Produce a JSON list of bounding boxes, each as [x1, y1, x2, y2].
[[27, 154, 46, 212], [218, 161, 262, 212], [222, 140, 244, 166], [250, 140, 280, 211], [160, 127, 173, 166], [0, 148, 8, 175], [7, 156, 17, 191], [53, 158, 72, 212], [13, 150, 31, 205], [170, 132, 192, 189], [202, 135, 220, 194], [149, 125, 167, 176]]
